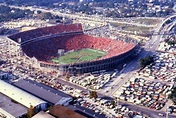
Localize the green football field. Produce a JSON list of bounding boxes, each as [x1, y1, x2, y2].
[[51, 48, 107, 64]]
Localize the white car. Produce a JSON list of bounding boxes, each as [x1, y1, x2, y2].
[[158, 113, 164, 116]]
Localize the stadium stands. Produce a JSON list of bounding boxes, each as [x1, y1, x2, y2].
[[8, 23, 83, 43], [21, 34, 135, 62], [8, 23, 137, 74]]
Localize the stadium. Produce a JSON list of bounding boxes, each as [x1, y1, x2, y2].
[[7, 23, 138, 75]]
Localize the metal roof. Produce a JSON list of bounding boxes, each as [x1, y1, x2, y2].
[[0, 80, 47, 108], [13, 79, 71, 104], [0, 93, 27, 118]]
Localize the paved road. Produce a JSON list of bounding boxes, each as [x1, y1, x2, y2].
[[109, 14, 176, 96], [102, 15, 176, 118]]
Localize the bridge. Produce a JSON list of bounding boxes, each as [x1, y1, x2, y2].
[[160, 14, 176, 28]]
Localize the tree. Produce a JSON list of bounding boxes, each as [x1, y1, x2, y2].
[[27, 105, 35, 118], [166, 40, 176, 46], [138, 56, 154, 68], [168, 87, 176, 105], [110, 100, 116, 107], [38, 12, 53, 20], [173, 77, 176, 83], [89, 91, 98, 99]]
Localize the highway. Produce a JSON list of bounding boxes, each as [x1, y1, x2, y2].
[[7, 4, 160, 28]]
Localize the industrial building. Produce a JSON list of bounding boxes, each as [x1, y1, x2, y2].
[[13, 79, 72, 105], [0, 93, 27, 118], [0, 80, 48, 112]]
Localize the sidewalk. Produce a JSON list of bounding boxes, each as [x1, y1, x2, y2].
[[161, 99, 173, 112]]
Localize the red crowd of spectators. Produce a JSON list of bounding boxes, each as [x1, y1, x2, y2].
[[22, 34, 136, 62], [8, 23, 83, 43], [64, 34, 136, 60]]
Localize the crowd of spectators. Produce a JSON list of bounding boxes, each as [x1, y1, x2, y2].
[[21, 33, 135, 62], [8, 23, 83, 43]]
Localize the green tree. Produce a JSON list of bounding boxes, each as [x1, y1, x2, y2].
[[89, 91, 98, 99], [38, 12, 53, 20], [27, 105, 35, 118], [139, 56, 154, 68], [110, 100, 116, 107], [168, 87, 176, 105], [173, 77, 176, 83]]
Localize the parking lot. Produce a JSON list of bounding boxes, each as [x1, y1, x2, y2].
[[76, 97, 145, 118], [114, 77, 173, 110], [69, 72, 118, 90], [138, 52, 176, 82]]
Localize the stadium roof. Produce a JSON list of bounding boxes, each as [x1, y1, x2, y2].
[[13, 79, 71, 104], [0, 80, 47, 108], [0, 93, 27, 118]]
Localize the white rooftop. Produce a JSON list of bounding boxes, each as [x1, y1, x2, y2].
[[0, 80, 47, 108]]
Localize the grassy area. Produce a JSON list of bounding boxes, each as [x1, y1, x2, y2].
[[52, 48, 107, 64], [134, 18, 161, 25], [123, 25, 151, 32], [109, 22, 151, 33], [110, 18, 161, 26], [109, 22, 127, 27]]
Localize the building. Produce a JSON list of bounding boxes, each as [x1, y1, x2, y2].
[[13, 79, 72, 105], [0, 80, 48, 111], [0, 71, 9, 80], [0, 93, 27, 118], [13, 79, 105, 118]]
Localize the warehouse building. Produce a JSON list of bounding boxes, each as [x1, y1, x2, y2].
[[0, 93, 27, 118], [13, 79, 72, 105], [0, 80, 48, 112]]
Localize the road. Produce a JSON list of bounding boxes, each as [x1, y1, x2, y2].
[[99, 15, 176, 96], [100, 14, 176, 118], [7, 4, 160, 28]]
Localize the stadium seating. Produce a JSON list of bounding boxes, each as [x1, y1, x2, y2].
[[9, 23, 135, 63], [21, 34, 135, 62], [8, 24, 83, 43]]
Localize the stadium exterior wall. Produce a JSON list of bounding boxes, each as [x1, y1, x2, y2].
[[39, 45, 138, 75]]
